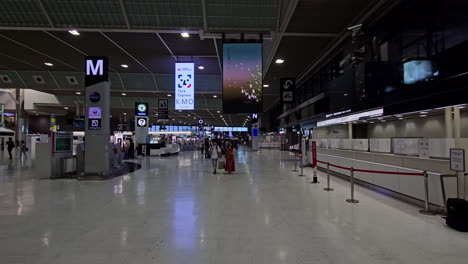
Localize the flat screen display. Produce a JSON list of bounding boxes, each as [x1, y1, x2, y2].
[[403, 60, 438, 84], [175, 62, 195, 110], [223, 43, 263, 114]]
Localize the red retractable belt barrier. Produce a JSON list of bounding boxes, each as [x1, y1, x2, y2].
[[316, 160, 424, 176]]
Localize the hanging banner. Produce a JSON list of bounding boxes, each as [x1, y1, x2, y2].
[[280, 78, 295, 104], [175, 62, 194, 110], [158, 99, 169, 120], [223, 43, 263, 114]]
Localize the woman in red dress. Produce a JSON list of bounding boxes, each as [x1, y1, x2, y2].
[[224, 142, 235, 174]]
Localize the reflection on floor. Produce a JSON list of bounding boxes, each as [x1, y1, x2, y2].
[[0, 147, 467, 264]]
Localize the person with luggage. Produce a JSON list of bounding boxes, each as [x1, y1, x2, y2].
[[224, 142, 235, 174], [6, 137, 14, 160], [209, 141, 222, 174]]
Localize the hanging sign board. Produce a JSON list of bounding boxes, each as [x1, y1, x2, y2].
[[158, 99, 169, 120], [135, 103, 148, 116], [280, 78, 295, 104], [450, 148, 465, 172], [175, 63, 195, 110]]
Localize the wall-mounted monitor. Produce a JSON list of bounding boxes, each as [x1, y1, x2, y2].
[[403, 59, 439, 85]]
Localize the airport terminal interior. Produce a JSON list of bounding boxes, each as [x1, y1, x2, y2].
[[1, 0, 468, 263]]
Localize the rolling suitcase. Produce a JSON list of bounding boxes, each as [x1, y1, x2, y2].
[[446, 198, 468, 232]]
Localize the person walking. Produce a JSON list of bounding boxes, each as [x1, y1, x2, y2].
[[19, 140, 28, 160], [6, 137, 15, 160], [225, 142, 235, 174], [209, 141, 221, 174]]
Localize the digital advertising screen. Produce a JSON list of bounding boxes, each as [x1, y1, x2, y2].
[[175, 62, 195, 110], [223, 43, 263, 114], [403, 60, 438, 85]]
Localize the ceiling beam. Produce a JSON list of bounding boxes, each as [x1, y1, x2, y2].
[[156, 33, 176, 60], [283, 32, 339, 37], [201, 0, 208, 31], [100, 32, 153, 73], [0, 26, 273, 38], [263, 0, 299, 77], [213, 39, 222, 73], [119, 0, 131, 29], [37, 0, 54, 28]]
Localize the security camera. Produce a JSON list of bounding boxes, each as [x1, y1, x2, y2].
[[347, 24, 362, 31]]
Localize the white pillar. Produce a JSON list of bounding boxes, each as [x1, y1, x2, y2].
[[454, 106, 461, 139], [445, 107, 453, 138], [348, 122, 353, 139]]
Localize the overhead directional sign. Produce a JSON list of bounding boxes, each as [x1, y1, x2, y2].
[[85, 56, 108, 87], [136, 117, 148, 127], [135, 103, 148, 116], [280, 78, 295, 104]]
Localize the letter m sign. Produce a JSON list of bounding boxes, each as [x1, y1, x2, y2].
[[85, 56, 108, 87]]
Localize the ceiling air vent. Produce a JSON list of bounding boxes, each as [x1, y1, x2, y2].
[[32, 75, 45, 84], [0, 75, 12, 83], [66, 76, 78, 85]]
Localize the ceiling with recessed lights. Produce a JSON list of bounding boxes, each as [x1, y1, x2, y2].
[[0, 0, 382, 126]]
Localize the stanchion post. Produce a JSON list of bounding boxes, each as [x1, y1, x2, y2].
[[292, 156, 298, 172], [346, 167, 359, 203], [419, 171, 436, 215], [298, 154, 305, 177], [324, 162, 333, 191]]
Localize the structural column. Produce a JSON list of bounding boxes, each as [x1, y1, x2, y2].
[[454, 106, 461, 139], [445, 107, 453, 138], [348, 122, 353, 139]]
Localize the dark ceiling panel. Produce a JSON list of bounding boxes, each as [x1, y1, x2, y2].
[[46, 31, 148, 73], [159, 33, 215, 56], [286, 0, 374, 33], [0, 30, 85, 70], [104, 32, 173, 73], [0, 34, 75, 71], [0, 53, 45, 71]]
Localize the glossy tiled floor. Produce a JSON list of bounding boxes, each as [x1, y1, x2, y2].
[[0, 148, 467, 264]]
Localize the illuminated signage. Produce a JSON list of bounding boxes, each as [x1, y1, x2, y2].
[[317, 108, 383, 127], [88, 107, 102, 119], [137, 117, 148, 127], [84, 56, 108, 87], [325, 109, 352, 118], [135, 102, 148, 116], [175, 63, 194, 110]]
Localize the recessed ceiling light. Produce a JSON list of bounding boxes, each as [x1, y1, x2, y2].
[[172, 119, 175, 121], [187, 114, 190, 116], [217, 111, 220, 113], [123, 113, 127, 115], [121, 64, 129, 68], [64, 107, 69, 110], [198, 66, 204, 70], [44, 62, 54, 66], [263, 84, 269, 88], [213, 95, 217, 98], [181, 32, 189, 38], [75, 91, 81, 95], [398, 117, 403, 120], [343, 93, 349, 96], [275, 59, 284, 64], [121, 92, 126, 96], [68, 30, 80, 36], [167, 94, 172, 97], [420, 111, 428, 114], [420, 115, 427, 117]]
